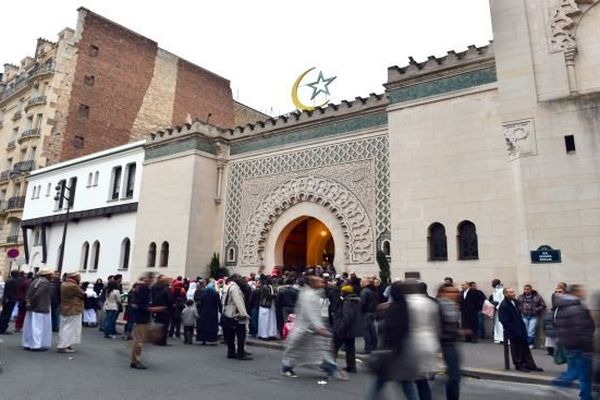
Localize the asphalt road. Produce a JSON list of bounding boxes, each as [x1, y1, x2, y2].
[[0, 329, 578, 400]]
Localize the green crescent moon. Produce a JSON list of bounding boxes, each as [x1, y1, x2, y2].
[[291, 67, 329, 111]]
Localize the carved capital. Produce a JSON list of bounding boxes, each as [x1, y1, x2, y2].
[[503, 118, 537, 160]]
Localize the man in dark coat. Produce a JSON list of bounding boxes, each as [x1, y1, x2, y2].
[[552, 284, 595, 400], [49, 272, 62, 332], [0, 270, 18, 334], [498, 287, 543, 372], [360, 277, 379, 354], [275, 280, 298, 337], [332, 285, 362, 373], [460, 281, 483, 343]]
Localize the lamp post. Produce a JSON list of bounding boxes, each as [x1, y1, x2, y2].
[[54, 181, 72, 274]]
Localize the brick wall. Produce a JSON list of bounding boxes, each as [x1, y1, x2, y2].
[[62, 10, 157, 161], [233, 100, 268, 126], [172, 59, 234, 129]]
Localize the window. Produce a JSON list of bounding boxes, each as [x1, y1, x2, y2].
[[564, 135, 576, 154], [29, 146, 37, 161], [428, 222, 448, 261], [26, 115, 33, 130], [84, 75, 95, 86], [160, 241, 169, 267], [80, 242, 89, 271], [90, 241, 100, 270], [227, 247, 235, 262], [78, 104, 90, 118], [110, 166, 122, 200], [14, 182, 21, 198], [73, 136, 85, 149], [46, 182, 51, 197], [93, 171, 99, 186], [89, 45, 99, 57], [147, 242, 156, 267], [457, 220, 479, 260], [33, 228, 41, 246], [120, 238, 131, 270], [124, 163, 136, 198], [87, 172, 93, 188], [35, 114, 43, 130], [31, 186, 36, 200]]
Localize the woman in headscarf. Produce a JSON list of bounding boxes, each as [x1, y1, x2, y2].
[[196, 281, 222, 345], [82, 282, 98, 327], [186, 281, 198, 301]]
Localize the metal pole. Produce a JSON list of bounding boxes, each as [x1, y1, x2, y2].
[[57, 204, 70, 274], [503, 329, 510, 370]]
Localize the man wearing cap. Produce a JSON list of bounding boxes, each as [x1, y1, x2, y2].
[[57, 272, 85, 353], [22, 269, 53, 351]]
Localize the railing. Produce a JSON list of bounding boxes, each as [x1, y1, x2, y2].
[[13, 160, 35, 173], [18, 128, 40, 143], [11, 110, 22, 121], [6, 235, 18, 244], [0, 170, 10, 182], [7, 196, 25, 210], [0, 200, 7, 213], [0, 63, 54, 102], [25, 95, 47, 111]]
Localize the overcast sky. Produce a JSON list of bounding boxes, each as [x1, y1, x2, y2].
[[1, 1, 493, 116]]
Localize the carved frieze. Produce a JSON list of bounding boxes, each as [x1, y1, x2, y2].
[[503, 118, 537, 160]]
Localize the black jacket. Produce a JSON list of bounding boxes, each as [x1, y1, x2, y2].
[[2, 277, 18, 304], [554, 294, 595, 352], [276, 285, 298, 308], [498, 298, 527, 342], [332, 294, 363, 339], [360, 286, 378, 314]]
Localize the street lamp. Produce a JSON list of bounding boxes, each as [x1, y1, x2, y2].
[[54, 180, 73, 274]]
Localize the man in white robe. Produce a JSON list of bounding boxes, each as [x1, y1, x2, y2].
[[22, 269, 53, 351], [257, 278, 277, 339], [57, 272, 85, 353], [491, 279, 505, 343]]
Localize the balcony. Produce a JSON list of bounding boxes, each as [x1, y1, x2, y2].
[[6, 235, 18, 244], [13, 160, 35, 173], [12, 110, 22, 121], [6, 196, 25, 211], [0, 63, 54, 103], [18, 128, 40, 144], [0, 200, 7, 213], [0, 170, 10, 183], [25, 95, 47, 111]]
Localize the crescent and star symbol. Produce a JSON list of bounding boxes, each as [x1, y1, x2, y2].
[[291, 67, 337, 111]]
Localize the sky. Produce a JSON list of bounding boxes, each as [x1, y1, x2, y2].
[[1, 1, 493, 116]]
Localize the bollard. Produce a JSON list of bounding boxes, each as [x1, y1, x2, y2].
[[503, 330, 510, 370]]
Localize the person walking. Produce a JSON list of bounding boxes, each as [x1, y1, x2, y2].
[[499, 287, 543, 372], [102, 280, 121, 339], [182, 299, 198, 344], [360, 277, 379, 354], [553, 284, 595, 400], [196, 281, 221, 345], [332, 284, 362, 373], [220, 274, 251, 360], [276, 279, 298, 337], [489, 279, 504, 343], [437, 283, 462, 400], [151, 275, 173, 346], [0, 270, 18, 334], [57, 272, 85, 353], [22, 269, 53, 351], [517, 284, 546, 348]]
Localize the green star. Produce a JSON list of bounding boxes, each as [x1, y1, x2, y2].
[[306, 71, 337, 100]]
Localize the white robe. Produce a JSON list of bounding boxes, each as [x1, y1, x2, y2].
[[83, 309, 97, 324], [492, 285, 505, 342], [22, 311, 52, 350], [258, 305, 277, 339], [57, 314, 82, 349]]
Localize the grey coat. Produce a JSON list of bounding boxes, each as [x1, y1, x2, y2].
[[26, 277, 51, 314], [555, 294, 595, 353]]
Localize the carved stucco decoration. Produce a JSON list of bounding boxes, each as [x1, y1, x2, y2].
[[503, 118, 537, 160], [241, 175, 374, 266]]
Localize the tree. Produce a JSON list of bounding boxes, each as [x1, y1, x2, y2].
[[208, 252, 229, 279], [376, 250, 391, 284]]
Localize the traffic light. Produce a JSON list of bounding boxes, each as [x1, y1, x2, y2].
[[54, 181, 65, 202]]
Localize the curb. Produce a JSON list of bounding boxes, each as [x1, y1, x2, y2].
[[245, 338, 562, 387]]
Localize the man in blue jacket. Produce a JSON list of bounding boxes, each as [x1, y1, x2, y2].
[[498, 287, 543, 372]]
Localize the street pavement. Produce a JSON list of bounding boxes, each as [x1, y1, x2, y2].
[[0, 328, 579, 400]]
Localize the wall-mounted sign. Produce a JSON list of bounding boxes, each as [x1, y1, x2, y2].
[[530, 245, 562, 263], [291, 67, 337, 112], [6, 248, 19, 259]]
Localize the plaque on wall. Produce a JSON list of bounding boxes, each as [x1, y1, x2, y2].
[[530, 245, 562, 263]]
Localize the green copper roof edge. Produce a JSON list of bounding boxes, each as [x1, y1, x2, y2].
[[230, 112, 388, 155], [388, 67, 497, 104], [145, 136, 215, 160]]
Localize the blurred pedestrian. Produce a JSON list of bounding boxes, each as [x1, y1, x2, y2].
[[22, 269, 53, 351], [15, 272, 33, 333], [332, 285, 362, 373], [182, 299, 198, 345], [151, 275, 173, 346], [360, 277, 379, 354], [57, 272, 84, 353], [196, 281, 221, 345], [553, 284, 595, 400], [499, 287, 543, 372], [102, 280, 121, 339], [437, 283, 462, 400], [0, 270, 18, 334], [517, 284, 546, 348]]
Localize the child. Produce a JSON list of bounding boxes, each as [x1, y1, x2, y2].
[[282, 313, 295, 340], [182, 299, 199, 344]]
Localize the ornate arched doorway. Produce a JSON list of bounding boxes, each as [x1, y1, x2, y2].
[[277, 216, 335, 270]]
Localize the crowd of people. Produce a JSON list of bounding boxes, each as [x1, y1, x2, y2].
[[0, 267, 598, 399]]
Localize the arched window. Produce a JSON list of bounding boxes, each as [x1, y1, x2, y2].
[[428, 222, 447, 261], [457, 220, 479, 260], [227, 247, 235, 263], [80, 241, 89, 270], [87, 172, 93, 187], [91, 240, 100, 270], [120, 238, 131, 269], [160, 241, 169, 267], [93, 171, 99, 186], [147, 242, 156, 267]]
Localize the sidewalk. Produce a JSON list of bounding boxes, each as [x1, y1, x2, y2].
[[246, 336, 567, 386]]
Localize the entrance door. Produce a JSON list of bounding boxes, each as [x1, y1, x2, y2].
[[281, 217, 334, 270]]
